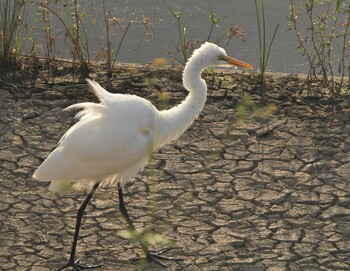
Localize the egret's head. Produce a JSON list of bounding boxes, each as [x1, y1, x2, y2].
[[194, 42, 253, 69]]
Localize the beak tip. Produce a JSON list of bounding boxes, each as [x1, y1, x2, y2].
[[225, 55, 253, 70]]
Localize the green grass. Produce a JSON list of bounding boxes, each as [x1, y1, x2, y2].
[[254, 0, 279, 84], [0, 0, 24, 67]]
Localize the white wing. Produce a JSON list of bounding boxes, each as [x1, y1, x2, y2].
[[33, 81, 159, 185]]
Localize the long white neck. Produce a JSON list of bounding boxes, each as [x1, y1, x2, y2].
[[156, 57, 207, 149]]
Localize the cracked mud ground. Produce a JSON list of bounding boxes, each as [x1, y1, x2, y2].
[[1, 65, 350, 271]]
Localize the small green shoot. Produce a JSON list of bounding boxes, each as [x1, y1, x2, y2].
[[236, 94, 276, 120], [51, 180, 74, 197], [118, 229, 173, 247]]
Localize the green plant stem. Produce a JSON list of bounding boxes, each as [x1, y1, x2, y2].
[[177, 19, 187, 62], [161, 0, 187, 63], [262, 0, 266, 74], [265, 24, 279, 72], [112, 21, 131, 68], [102, 0, 112, 75], [339, 10, 350, 89], [254, 0, 278, 83], [0, 0, 24, 66], [254, 0, 263, 75], [289, 0, 349, 96], [31, 1, 87, 69], [207, 0, 214, 41]]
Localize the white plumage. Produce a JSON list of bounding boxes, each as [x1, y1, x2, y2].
[[33, 42, 253, 192], [33, 42, 252, 269], [34, 82, 158, 190]]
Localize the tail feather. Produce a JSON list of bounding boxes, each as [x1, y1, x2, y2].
[[64, 102, 106, 120], [86, 79, 112, 104]]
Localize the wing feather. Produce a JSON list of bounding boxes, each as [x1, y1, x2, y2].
[[59, 102, 106, 144], [34, 90, 159, 187]]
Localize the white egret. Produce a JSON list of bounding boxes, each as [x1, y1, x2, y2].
[[33, 42, 253, 270]]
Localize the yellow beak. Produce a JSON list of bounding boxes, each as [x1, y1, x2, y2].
[[220, 55, 253, 69]]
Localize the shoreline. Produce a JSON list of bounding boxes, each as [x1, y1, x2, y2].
[[6, 54, 349, 86]]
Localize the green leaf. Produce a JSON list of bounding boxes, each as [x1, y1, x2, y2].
[[117, 229, 139, 242], [336, 0, 341, 12], [143, 232, 173, 246]]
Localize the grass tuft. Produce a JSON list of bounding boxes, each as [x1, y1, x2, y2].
[[0, 0, 24, 67], [254, 0, 279, 85]]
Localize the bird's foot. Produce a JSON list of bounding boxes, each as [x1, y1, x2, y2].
[[56, 259, 102, 271], [132, 248, 184, 267]]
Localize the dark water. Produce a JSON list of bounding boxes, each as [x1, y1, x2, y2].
[[27, 0, 345, 74]]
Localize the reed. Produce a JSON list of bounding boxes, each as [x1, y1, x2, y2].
[[0, 0, 24, 67], [254, 0, 279, 84]]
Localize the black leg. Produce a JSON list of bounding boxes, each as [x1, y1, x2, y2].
[[118, 183, 183, 267], [118, 183, 151, 258], [57, 182, 102, 271]]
